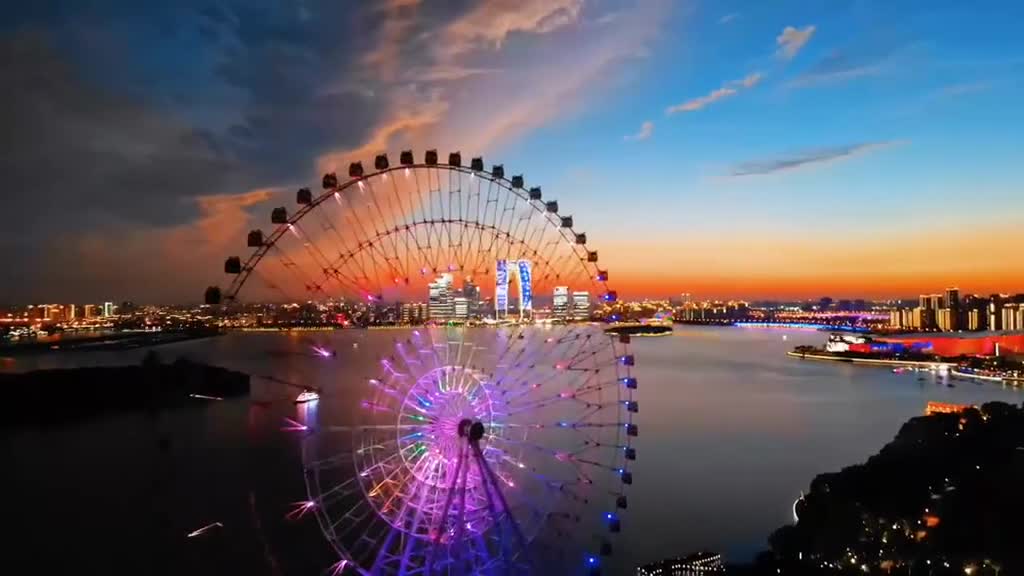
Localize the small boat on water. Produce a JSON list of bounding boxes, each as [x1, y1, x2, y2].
[[294, 390, 320, 404]]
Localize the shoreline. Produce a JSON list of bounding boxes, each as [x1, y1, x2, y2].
[[785, 350, 956, 368]]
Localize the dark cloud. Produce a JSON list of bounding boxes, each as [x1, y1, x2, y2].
[[788, 31, 908, 88], [728, 141, 902, 177], [0, 1, 410, 301]]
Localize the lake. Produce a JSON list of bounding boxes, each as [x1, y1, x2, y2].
[[5, 325, 1021, 574]]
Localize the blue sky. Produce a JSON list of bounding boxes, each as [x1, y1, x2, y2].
[[2, 0, 1022, 302]]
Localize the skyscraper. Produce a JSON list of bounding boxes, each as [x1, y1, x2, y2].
[[462, 277, 481, 318], [989, 294, 1005, 331], [495, 259, 509, 319], [944, 287, 961, 331], [572, 291, 590, 321], [428, 274, 453, 321], [553, 286, 569, 319], [102, 302, 115, 317], [453, 297, 469, 320]]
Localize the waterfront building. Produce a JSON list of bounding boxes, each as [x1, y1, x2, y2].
[[1003, 303, 1024, 332], [494, 259, 533, 320], [636, 551, 724, 576], [945, 287, 961, 331], [462, 277, 481, 318], [428, 274, 453, 321], [989, 295, 1005, 331], [572, 291, 590, 321], [911, 307, 928, 330], [967, 308, 987, 331], [400, 302, 427, 324], [102, 301, 115, 317], [553, 286, 569, 319], [453, 296, 469, 320], [937, 308, 954, 332]]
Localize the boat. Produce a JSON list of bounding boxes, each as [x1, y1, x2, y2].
[[294, 390, 320, 404]]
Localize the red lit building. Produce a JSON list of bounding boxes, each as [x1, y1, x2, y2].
[[877, 332, 1024, 357]]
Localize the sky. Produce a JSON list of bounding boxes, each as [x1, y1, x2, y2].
[[2, 0, 1023, 303]]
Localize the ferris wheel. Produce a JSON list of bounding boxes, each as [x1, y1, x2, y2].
[[207, 150, 638, 575]]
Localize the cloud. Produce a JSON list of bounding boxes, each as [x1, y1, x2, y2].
[[667, 71, 762, 114], [667, 87, 737, 113], [1, 0, 671, 302], [776, 25, 815, 59], [734, 72, 763, 88], [719, 13, 739, 24], [624, 121, 653, 141], [728, 140, 905, 177], [441, 0, 584, 56]]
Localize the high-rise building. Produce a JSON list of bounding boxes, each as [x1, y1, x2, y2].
[[553, 286, 570, 319], [937, 308, 954, 332], [102, 301, 115, 317], [401, 302, 427, 324], [68, 304, 78, 321], [462, 277, 481, 318], [680, 293, 692, 306], [84, 304, 99, 319], [494, 259, 533, 320], [428, 274, 453, 321], [944, 287, 961, 331], [967, 308, 987, 331], [453, 296, 469, 320], [572, 291, 590, 321], [989, 294, 1005, 331], [1003, 303, 1024, 332]]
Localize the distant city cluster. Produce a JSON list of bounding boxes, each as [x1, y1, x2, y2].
[[413, 259, 591, 323], [0, 301, 211, 340], [888, 288, 1024, 332], [6, 280, 1024, 343]]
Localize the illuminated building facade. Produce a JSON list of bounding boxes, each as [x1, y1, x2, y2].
[[494, 259, 533, 320], [453, 296, 469, 320], [428, 274, 453, 321], [553, 286, 569, 319], [102, 301, 115, 317], [400, 302, 427, 324], [572, 291, 590, 321], [636, 551, 724, 576]]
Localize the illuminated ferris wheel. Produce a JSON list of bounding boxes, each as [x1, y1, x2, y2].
[[208, 150, 638, 575]]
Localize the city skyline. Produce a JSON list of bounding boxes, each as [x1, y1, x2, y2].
[[3, 1, 1024, 303]]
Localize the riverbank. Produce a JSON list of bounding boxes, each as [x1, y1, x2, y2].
[[0, 328, 221, 355], [786, 350, 956, 369], [951, 367, 1024, 385]]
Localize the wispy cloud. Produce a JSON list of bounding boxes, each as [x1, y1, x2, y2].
[[719, 13, 739, 24], [667, 87, 737, 114], [734, 72, 763, 88], [788, 48, 884, 88], [728, 140, 906, 177], [667, 71, 763, 114], [776, 25, 815, 59], [624, 120, 653, 141]]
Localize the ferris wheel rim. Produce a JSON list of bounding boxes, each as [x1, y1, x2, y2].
[[219, 159, 609, 304]]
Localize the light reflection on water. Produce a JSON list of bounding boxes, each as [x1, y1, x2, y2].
[[5, 325, 1023, 572]]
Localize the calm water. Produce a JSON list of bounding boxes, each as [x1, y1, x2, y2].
[[5, 326, 1022, 574]]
